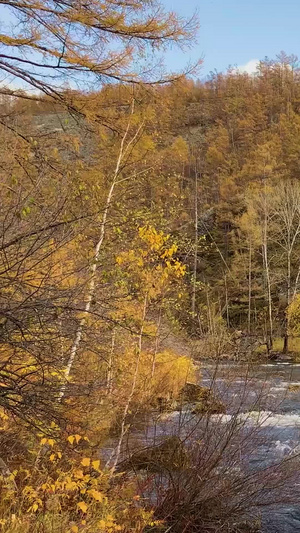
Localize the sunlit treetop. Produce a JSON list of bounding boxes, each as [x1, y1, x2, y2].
[[0, 0, 199, 102]]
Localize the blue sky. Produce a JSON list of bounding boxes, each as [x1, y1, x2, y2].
[[163, 0, 300, 77], [1, 0, 300, 88]]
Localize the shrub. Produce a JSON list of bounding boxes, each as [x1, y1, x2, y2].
[[0, 432, 160, 533]]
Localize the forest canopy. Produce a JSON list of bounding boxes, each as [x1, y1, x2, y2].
[[1, 0, 300, 528], [0, 0, 199, 100]]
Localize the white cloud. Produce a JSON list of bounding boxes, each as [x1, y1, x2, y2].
[[236, 59, 259, 75], [0, 74, 41, 96]]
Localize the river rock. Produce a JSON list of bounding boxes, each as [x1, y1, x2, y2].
[[179, 382, 209, 403], [118, 436, 188, 473], [178, 383, 226, 414], [192, 396, 226, 415]]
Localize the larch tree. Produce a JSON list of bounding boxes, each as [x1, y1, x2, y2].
[[0, 0, 199, 103], [0, 0, 200, 424]]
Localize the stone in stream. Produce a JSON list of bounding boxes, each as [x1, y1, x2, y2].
[[117, 436, 188, 473], [179, 382, 206, 402], [178, 382, 226, 414]]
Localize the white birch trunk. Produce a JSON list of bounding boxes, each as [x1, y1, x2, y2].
[[59, 101, 143, 399]]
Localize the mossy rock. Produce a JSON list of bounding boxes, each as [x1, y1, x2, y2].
[[192, 396, 226, 415], [118, 436, 188, 473], [179, 382, 210, 403], [178, 383, 226, 414]]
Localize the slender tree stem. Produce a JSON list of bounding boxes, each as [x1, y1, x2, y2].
[[59, 100, 143, 399]]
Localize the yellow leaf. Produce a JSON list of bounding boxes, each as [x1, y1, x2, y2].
[[67, 435, 75, 445], [57, 452, 62, 459], [88, 489, 103, 502], [40, 438, 47, 446], [81, 457, 90, 467], [98, 520, 106, 529], [75, 434, 82, 443], [32, 503, 39, 512], [92, 459, 100, 471], [48, 439, 55, 447], [77, 501, 88, 513], [74, 469, 84, 479], [71, 527, 78, 533], [49, 454, 55, 462], [66, 481, 77, 490]]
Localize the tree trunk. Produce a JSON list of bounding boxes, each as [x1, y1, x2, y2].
[[283, 249, 291, 354], [262, 176, 273, 350], [262, 242, 273, 351], [248, 237, 252, 334], [59, 100, 143, 399], [191, 167, 198, 317], [283, 333, 288, 354], [224, 274, 230, 329]]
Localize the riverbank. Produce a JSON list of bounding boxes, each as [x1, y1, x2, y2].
[[105, 360, 300, 532]]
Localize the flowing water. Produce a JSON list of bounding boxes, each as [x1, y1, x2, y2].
[[203, 362, 300, 532], [106, 361, 300, 532]]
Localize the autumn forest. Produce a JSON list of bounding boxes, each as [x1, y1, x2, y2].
[[1, 0, 300, 532]]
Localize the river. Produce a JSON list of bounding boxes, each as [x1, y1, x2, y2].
[[203, 361, 300, 532], [107, 361, 300, 532]]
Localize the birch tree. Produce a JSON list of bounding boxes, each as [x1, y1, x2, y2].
[[59, 99, 144, 397], [269, 180, 300, 352]]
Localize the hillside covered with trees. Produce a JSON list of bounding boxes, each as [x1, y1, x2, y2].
[[1, 0, 300, 531]]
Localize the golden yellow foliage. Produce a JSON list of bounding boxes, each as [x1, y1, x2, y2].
[[77, 501, 88, 513], [288, 295, 300, 335], [0, 435, 159, 533]]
